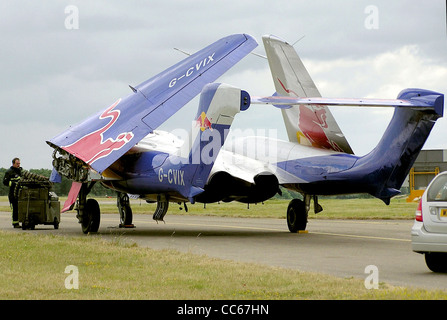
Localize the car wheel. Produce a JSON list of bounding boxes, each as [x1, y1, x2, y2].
[[425, 252, 447, 273]]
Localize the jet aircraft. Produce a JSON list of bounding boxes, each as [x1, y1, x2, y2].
[[48, 34, 444, 234]]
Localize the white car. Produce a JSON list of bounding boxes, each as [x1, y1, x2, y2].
[[411, 171, 447, 272]]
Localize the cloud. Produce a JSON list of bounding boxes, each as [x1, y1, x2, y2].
[[1, 1, 446, 169], [303, 44, 447, 155], [0, 122, 61, 169]]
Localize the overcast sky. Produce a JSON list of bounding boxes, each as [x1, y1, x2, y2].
[[1, 1, 446, 169]]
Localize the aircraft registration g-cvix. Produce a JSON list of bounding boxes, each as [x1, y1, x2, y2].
[[47, 34, 444, 234]]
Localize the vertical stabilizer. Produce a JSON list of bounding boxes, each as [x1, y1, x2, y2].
[[187, 83, 250, 199], [354, 89, 444, 203], [262, 35, 353, 154]]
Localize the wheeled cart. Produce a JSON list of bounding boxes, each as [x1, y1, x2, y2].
[[17, 180, 60, 230]]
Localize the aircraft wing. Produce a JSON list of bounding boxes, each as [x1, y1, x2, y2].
[[47, 34, 257, 174]]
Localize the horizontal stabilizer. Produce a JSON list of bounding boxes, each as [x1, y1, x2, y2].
[[252, 89, 444, 114]]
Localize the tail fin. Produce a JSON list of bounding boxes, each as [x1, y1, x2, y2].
[[262, 35, 353, 154], [352, 89, 444, 203], [185, 83, 250, 199]]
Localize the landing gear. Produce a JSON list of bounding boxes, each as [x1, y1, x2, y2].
[[287, 199, 307, 232], [153, 194, 169, 222], [117, 192, 134, 227], [81, 199, 100, 234], [77, 182, 100, 234], [287, 194, 322, 233]]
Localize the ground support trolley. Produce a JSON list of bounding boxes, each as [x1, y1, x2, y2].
[[17, 179, 60, 230]]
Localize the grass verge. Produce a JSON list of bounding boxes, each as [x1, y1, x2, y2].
[[0, 231, 445, 300]]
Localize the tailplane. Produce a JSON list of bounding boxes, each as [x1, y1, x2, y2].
[[262, 35, 353, 154]]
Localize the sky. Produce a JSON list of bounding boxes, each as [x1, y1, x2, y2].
[[1, 0, 446, 169]]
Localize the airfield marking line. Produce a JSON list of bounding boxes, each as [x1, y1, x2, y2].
[[118, 218, 411, 242], [102, 218, 283, 232], [131, 219, 284, 233], [309, 231, 410, 242]]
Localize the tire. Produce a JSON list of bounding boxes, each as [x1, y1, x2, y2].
[[81, 199, 100, 234], [425, 252, 447, 273], [287, 199, 307, 233], [22, 219, 35, 230], [120, 205, 133, 226]]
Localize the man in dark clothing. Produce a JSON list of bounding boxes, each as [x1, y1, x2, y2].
[[3, 158, 23, 228]]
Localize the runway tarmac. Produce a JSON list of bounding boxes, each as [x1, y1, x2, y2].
[[1, 210, 446, 291]]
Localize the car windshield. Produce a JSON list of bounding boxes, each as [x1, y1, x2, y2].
[[427, 174, 447, 201]]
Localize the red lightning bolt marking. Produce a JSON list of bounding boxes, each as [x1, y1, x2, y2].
[[276, 78, 343, 152], [63, 99, 134, 165]]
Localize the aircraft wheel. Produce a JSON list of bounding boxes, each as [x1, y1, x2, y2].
[[287, 199, 307, 233], [81, 199, 100, 234], [120, 204, 133, 226]]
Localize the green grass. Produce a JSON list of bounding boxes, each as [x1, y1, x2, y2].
[[0, 195, 427, 300], [95, 196, 419, 220], [0, 231, 445, 300]]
